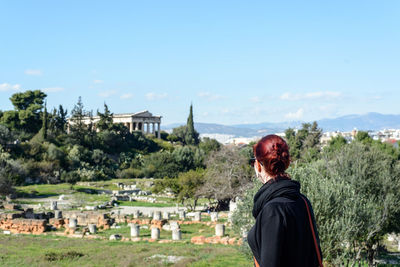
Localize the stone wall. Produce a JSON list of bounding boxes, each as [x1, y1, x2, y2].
[[0, 218, 48, 234]]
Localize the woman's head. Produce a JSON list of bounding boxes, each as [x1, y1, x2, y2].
[[253, 134, 290, 180]]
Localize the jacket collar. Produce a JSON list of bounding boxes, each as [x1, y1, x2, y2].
[[252, 177, 301, 219]]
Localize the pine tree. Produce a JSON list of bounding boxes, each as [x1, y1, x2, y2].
[[97, 103, 114, 131], [69, 96, 87, 145], [56, 105, 68, 133]]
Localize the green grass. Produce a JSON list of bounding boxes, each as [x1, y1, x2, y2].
[[14, 180, 218, 210], [96, 221, 239, 241], [0, 234, 252, 267], [117, 201, 175, 208], [16, 183, 73, 197]]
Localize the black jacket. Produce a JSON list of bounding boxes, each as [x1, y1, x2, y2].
[[247, 177, 322, 267]]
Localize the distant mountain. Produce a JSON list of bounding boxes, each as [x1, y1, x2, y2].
[[318, 112, 400, 132], [162, 113, 400, 138]]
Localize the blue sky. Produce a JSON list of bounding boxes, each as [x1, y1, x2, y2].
[[1, 1, 399, 125]]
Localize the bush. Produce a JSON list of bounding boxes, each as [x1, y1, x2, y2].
[[291, 142, 400, 265], [231, 178, 262, 258], [47, 143, 65, 162], [116, 168, 144, 179]]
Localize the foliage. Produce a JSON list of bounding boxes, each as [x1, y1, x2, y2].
[[0, 124, 13, 146], [291, 141, 400, 266], [42, 102, 48, 140], [0, 152, 26, 194], [170, 104, 200, 146], [69, 96, 88, 145], [185, 104, 200, 145], [142, 151, 181, 178], [1, 90, 47, 133], [197, 145, 253, 210], [96, 103, 114, 131], [285, 121, 322, 163], [231, 178, 262, 258], [199, 137, 221, 155], [177, 168, 206, 210]]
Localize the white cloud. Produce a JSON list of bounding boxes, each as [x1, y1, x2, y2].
[[42, 87, 64, 93], [25, 69, 42, 76], [145, 92, 168, 100], [0, 83, 21, 91], [280, 91, 342, 101], [284, 108, 304, 120], [93, 80, 103, 84], [99, 90, 117, 98], [250, 96, 262, 103], [198, 91, 224, 101], [120, 93, 133, 99]]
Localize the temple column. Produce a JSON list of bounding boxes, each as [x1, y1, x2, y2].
[[157, 123, 161, 139], [129, 121, 133, 133], [152, 123, 155, 134], [146, 123, 150, 134]]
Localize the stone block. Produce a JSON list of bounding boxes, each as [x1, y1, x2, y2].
[[153, 211, 161, 221], [130, 224, 140, 237], [172, 229, 181, 240], [215, 224, 225, 237], [69, 218, 77, 228], [191, 235, 206, 245], [151, 227, 160, 240], [88, 224, 97, 234]]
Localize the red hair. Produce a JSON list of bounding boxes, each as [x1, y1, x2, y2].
[[253, 135, 290, 178]]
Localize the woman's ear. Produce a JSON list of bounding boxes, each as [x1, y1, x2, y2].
[[256, 160, 262, 173]]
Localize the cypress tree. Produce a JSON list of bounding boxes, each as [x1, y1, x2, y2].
[[185, 104, 199, 145], [42, 101, 48, 140]]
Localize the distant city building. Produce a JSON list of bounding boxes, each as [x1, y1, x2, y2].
[[67, 110, 162, 138]]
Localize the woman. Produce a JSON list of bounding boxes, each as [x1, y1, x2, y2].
[[247, 135, 323, 267]]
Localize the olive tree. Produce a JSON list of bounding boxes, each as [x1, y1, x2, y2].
[[292, 142, 400, 266], [232, 141, 400, 266], [197, 145, 253, 210]]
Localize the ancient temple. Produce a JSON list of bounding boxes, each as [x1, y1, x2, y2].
[[68, 110, 162, 138]]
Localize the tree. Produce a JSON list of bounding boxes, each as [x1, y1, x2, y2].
[[69, 97, 88, 145], [41, 102, 48, 140], [0, 155, 26, 196], [185, 104, 199, 145], [292, 142, 400, 266], [9, 90, 47, 133], [177, 168, 205, 210], [284, 122, 322, 163], [170, 105, 200, 146], [172, 146, 205, 173], [323, 135, 347, 154], [96, 103, 114, 131], [55, 105, 68, 133], [142, 151, 181, 178], [171, 126, 187, 144], [199, 137, 221, 155], [355, 131, 372, 144], [197, 145, 253, 210], [0, 125, 13, 146], [233, 141, 400, 266]]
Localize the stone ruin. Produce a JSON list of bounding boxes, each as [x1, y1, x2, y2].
[[0, 202, 113, 235], [0, 200, 242, 246]]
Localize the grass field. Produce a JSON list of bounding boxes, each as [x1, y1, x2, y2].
[[0, 234, 253, 267]]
